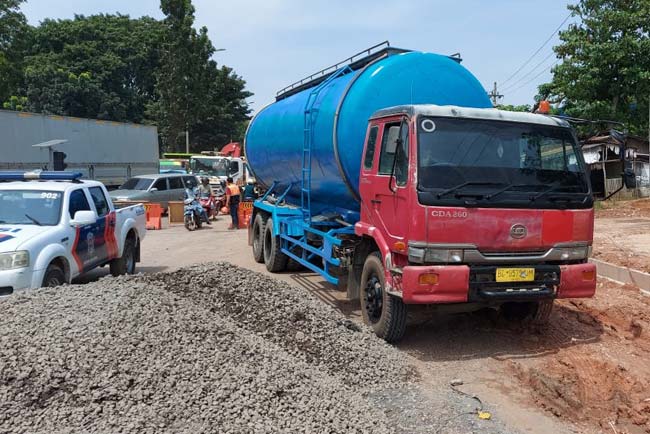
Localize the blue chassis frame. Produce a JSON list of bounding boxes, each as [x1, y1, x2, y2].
[[254, 183, 355, 285]]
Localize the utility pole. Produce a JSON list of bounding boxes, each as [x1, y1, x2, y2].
[[185, 127, 189, 154], [488, 82, 504, 107]]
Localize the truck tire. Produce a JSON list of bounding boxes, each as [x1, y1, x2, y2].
[[252, 213, 265, 263], [42, 264, 65, 288], [531, 300, 554, 325], [360, 252, 407, 343], [110, 236, 136, 277], [263, 219, 288, 272]]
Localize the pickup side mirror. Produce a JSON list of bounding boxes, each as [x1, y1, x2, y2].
[[623, 168, 637, 189], [71, 210, 96, 227], [150, 187, 158, 192]]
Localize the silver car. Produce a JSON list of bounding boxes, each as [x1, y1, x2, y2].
[[109, 174, 198, 212]]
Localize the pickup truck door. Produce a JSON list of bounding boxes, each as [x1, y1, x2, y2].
[[85, 186, 118, 266]]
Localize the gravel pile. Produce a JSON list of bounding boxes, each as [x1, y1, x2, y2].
[[0, 263, 415, 434]]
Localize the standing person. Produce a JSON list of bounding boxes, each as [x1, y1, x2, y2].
[[225, 177, 241, 230]]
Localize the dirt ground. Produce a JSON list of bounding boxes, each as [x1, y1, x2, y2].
[[82, 215, 650, 434], [594, 199, 650, 274]]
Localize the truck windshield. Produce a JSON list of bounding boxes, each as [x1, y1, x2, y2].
[[0, 190, 63, 226], [417, 117, 591, 208], [120, 178, 153, 190], [190, 157, 229, 177]]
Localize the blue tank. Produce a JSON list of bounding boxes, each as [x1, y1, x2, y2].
[[245, 50, 491, 221]]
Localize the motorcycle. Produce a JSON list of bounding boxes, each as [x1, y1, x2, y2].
[[199, 194, 216, 220], [183, 196, 203, 231]]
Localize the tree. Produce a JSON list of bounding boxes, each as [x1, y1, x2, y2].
[[21, 14, 164, 121], [152, 0, 251, 152], [539, 0, 650, 135], [0, 0, 29, 103], [496, 104, 532, 113]]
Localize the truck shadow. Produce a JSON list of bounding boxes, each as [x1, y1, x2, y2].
[[397, 303, 605, 362]]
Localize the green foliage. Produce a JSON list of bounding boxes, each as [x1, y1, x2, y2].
[[152, 0, 251, 151], [0, 0, 29, 102], [1, 1, 252, 152], [496, 104, 532, 112], [2, 95, 27, 111], [540, 0, 650, 135]]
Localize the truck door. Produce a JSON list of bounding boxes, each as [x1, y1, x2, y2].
[[362, 118, 411, 247], [68, 188, 93, 274]]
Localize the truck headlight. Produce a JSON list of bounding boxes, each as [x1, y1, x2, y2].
[[557, 246, 590, 261], [0, 251, 30, 270], [408, 247, 464, 264]]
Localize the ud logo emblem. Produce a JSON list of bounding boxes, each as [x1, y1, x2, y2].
[[510, 224, 527, 239]]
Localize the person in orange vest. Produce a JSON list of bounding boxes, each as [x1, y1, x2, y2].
[[225, 177, 241, 230]]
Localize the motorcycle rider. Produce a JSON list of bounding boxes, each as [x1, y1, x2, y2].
[[198, 177, 214, 198], [184, 179, 211, 225]]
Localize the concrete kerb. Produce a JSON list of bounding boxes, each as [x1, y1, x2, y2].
[[590, 258, 650, 296]]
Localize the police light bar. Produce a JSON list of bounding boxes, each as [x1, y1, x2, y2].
[[0, 171, 83, 181]]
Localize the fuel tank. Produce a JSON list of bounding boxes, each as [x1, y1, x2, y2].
[[245, 49, 492, 220]]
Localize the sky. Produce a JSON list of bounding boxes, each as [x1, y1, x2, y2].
[[21, 0, 576, 114]]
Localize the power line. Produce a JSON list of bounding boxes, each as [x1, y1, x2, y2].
[[500, 12, 572, 86], [507, 58, 561, 95], [501, 50, 557, 92]]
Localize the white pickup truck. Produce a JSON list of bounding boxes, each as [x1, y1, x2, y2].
[[0, 171, 146, 295]]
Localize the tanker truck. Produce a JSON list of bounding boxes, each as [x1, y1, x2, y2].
[[245, 42, 596, 342]]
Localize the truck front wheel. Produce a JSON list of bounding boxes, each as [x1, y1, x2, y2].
[[263, 219, 288, 272], [42, 264, 65, 288], [110, 236, 136, 276], [252, 214, 265, 263], [360, 252, 407, 343]]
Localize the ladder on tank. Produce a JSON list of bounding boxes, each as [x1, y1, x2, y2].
[[301, 66, 352, 223]]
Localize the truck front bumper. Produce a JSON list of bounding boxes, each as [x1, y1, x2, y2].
[[400, 263, 596, 304]]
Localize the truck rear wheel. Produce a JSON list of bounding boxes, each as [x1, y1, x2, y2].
[[263, 219, 288, 272], [252, 213, 266, 263], [360, 252, 407, 343], [42, 264, 65, 288], [110, 237, 136, 276]]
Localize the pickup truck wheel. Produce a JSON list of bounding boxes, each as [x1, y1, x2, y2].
[[360, 252, 407, 343], [110, 237, 136, 276], [263, 219, 287, 272], [42, 264, 65, 288], [252, 214, 265, 263]]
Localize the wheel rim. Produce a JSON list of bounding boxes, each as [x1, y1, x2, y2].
[[46, 275, 61, 287], [364, 273, 383, 324]]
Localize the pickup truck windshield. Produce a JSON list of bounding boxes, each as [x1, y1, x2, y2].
[[417, 117, 591, 208], [190, 157, 229, 177], [0, 190, 63, 226], [120, 178, 153, 190]]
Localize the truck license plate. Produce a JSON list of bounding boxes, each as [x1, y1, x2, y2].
[[496, 268, 535, 282]]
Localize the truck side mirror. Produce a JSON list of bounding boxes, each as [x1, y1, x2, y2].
[[71, 210, 96, 227], [623, 168, 636, 189]]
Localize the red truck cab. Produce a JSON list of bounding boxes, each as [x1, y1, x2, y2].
[[353, 105, 596, 341]]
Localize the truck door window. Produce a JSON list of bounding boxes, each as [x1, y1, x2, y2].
[[168, 177, 183, 189], [378, 122, 409, 186], [229, 160, 240, 176], [68, 189, 91, 219], [89, 187, 110, 217], [363, 126, 379, 170], [152, 178, 168, 191]]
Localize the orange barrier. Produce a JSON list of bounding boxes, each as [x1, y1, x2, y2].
[[238, 201, 254, 229], [144, 203, 162, 230]]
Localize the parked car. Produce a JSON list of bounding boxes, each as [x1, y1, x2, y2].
[[109, 173, 198, 212], [0, 171, 147, 294]]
